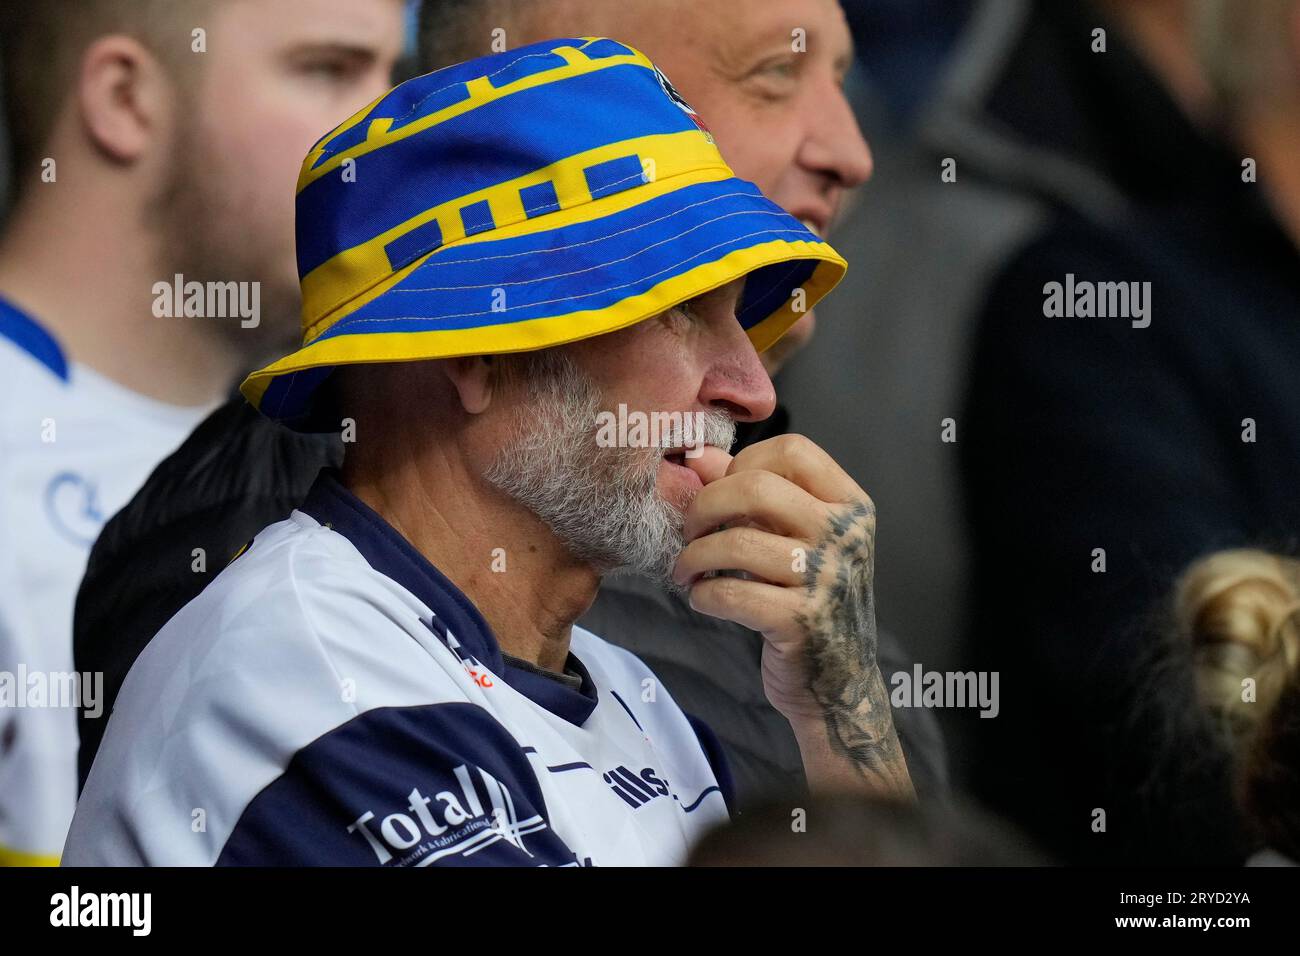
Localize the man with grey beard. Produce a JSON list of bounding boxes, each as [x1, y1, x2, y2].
[[74, 0, 947, 809], [485, 350, 737, 587], [65, 46, 912, 865]]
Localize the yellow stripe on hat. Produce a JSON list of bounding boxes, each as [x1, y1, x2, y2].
[[300, 130, 728, 339], [241, 239, 845, 410], [301, 164, 735, 345], [745, 260, 844, 353], [299, 42, 653, 192]]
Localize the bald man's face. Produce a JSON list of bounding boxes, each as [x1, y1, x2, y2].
[[506, 0, 873, 372]]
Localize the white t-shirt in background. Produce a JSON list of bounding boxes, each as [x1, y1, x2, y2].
[[0, 295, 212, 864]]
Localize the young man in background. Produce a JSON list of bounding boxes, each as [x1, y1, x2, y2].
[[0, 0, 404, 864]]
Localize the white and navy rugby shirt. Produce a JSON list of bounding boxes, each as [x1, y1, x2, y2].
[[0, 297, 210, 865], [63, 471, 733, 866]]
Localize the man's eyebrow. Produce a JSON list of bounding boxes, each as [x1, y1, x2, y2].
[[732, 22, 808, 60], [740, 23, 854, 74], [284, 41, 382, 62], [816, 24, 856, 80], [680, 279, 745, 317]]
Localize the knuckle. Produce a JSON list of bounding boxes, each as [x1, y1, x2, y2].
[[733, 526, 766, 555], [778, 432, 816, 462], [740, 469, 775, 505], [714, 576, 743, 607]]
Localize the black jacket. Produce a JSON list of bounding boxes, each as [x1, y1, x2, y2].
[[75, 401, 948, 806], [954, 3, 1300, 863]]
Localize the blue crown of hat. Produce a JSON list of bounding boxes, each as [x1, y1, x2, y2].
[[243, 37, 846, 427]]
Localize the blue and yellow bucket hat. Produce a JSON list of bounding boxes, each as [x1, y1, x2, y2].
[[241, 37, 847, 428]]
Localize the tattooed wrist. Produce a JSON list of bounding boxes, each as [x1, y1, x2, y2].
[[817, 667, 913, 795], [791, 499, 913, 796]]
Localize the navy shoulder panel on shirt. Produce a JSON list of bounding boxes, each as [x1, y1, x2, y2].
[[217, 702, 582, 867], [685, 712, 736, 815]]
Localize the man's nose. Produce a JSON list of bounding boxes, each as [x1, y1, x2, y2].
[[699, 326, 778, 425], [801, 79, 874, 190]]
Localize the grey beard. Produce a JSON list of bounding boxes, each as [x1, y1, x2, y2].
[[483, 350, 735, 589]]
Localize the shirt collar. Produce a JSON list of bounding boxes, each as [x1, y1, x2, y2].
[[0, 294, 68, 382], [298, 469, 599, 726]]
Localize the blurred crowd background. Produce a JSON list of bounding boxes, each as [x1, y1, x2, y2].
[[794, 0, 1300, 866], [3, 0, 1299, 866]]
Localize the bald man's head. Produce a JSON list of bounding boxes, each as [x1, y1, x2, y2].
[[416, 0, 871, 373], [417, 0, 684, 69]]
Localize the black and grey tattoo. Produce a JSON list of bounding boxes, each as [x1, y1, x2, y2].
[[793, 499, 914, 798]]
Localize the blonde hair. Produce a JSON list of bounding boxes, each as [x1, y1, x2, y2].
[[1175, 548, 1300, 738]]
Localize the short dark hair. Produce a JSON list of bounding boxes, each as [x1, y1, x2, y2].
[[0, 0, 214, 185]]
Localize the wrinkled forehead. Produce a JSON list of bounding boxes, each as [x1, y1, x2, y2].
[[510, 0, 854, 73], [651, 0, 853, 67]]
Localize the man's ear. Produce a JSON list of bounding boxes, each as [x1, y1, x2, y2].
[[77, 35, 171, 164], [442, 356, 496, 415]]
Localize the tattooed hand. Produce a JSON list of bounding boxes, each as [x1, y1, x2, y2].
[[672, 435, 914, 800]]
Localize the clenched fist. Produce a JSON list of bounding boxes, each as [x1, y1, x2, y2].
[[673, 434, 914, 800]]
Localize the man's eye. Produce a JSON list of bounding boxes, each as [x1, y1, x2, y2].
[[299, 58, 357, 82], [747, 61, 799, 100]]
